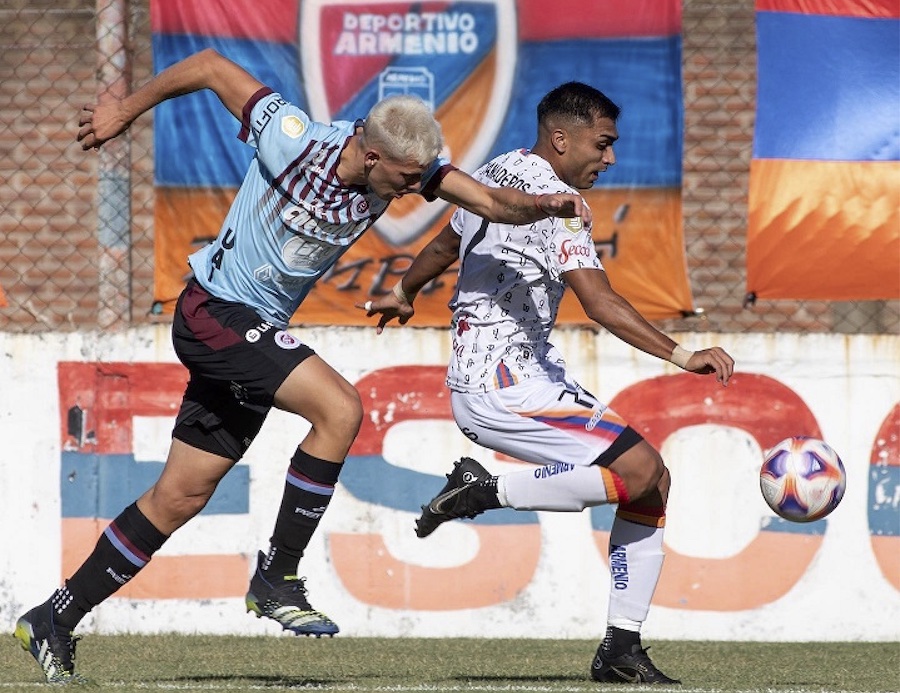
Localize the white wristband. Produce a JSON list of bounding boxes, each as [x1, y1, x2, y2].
[[392, 281, 414, 304], [670, 345, 694, 369]]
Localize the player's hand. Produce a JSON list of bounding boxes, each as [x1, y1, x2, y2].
[[357, 294, 416, 335], [77, 97, 132, 150], [538, 193, 592, 226], [684, 346, 735, 386]]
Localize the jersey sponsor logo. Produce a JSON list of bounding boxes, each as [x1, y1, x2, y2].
[[301, 0, 516, 245], [254, 95, 287, 133], [275, 330, 303, 350], [481, 160, 532, 191], [246, 321, 274, 343], [282, 234, 342, 271], [558, 238, 593, 265], [585, 406, 607, 431], [281, 115, 306, 138]]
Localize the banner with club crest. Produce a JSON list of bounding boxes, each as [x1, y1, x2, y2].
[[151, 0, 692, 324]]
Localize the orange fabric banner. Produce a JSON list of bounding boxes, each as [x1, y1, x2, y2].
[[154, 186, 690, 324], [747, 159, 900, 301]]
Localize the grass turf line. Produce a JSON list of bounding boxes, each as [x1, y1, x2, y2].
[[2, 636, 898, 692]]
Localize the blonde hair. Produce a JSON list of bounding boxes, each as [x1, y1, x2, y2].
[[362, 95, 443, 165]]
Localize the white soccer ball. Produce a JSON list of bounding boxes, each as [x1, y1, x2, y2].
[[759, 436, 846, 522]]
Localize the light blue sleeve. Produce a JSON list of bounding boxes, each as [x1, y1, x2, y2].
[[243, 91, 319, 179]]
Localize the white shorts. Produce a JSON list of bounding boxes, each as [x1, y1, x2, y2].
[[450, 376, 642, 468]]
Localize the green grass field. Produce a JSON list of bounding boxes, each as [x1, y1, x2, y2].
[[2, 635, 898, 692]]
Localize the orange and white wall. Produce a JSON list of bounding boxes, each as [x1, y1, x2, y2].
[[1, 327, 897, 641]]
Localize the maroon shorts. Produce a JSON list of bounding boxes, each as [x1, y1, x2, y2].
[[171, 280, 315, 460]]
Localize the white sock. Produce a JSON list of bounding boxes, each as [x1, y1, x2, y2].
[[606, 517, 665, 625], [497, 463, 623, 511]]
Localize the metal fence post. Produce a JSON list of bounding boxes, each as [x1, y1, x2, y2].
[[95, 0, 132, 328]]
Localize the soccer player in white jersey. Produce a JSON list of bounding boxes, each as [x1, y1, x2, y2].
[[364, 82, 734, 685], [13, 49, 591, 685]]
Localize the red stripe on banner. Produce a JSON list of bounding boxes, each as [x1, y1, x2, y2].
[[518, 0, 680, 40], [151, 0, 298, 42], [747, 159, 900, 300], [756, 0, 900, 19]]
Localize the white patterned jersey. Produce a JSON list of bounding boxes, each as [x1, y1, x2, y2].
[[446, 149, 602, 393]]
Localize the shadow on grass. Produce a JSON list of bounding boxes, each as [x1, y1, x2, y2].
[[164, 674, 346, 687], [449, 674, 587, 683]]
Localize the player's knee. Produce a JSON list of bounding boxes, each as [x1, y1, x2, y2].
[[630, 466, 663, 500], [170, 491, 212, 521], [320, 381, 363, 441], [145, 483, 212, 527], [614, 446, 666, 500]]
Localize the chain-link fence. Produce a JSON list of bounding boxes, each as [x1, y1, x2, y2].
[[1, 0, 897, 334]]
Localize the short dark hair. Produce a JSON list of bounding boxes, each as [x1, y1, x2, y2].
[[537, 82, 620, 126]]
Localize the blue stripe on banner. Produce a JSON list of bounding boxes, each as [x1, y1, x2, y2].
[[755, 12, 900, 161], [152, 34, 305, 187], [61, 452, 249, 518], [491, 37, 683, 188]]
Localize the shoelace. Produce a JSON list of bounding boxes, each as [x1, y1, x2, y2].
[[271, 576, 314, 609], [45, 632, 84, 683]]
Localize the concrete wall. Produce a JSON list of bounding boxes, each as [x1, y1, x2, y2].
[[2, 327, 898, 641]]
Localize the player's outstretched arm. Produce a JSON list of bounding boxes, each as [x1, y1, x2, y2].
[[358, 223, 461, 334], [565, 267, 734, 385], [434, 170, 592, 226], [77, 48, 265, 150]]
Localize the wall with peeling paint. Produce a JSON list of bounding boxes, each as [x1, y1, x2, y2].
[[1, 327, 897, 641]]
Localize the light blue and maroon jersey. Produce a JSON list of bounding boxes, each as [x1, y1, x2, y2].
[[189, 88, 451, 327]]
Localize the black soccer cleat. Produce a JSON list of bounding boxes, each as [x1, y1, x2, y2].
[[591, 643, 682, 685], [415, 457, 499, 538], [14, 601, 87, 684], [246, 552, 339, 637]]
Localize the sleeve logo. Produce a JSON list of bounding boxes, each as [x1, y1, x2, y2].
[[563, 217, 583, 233], [281, 115, 306, 139]]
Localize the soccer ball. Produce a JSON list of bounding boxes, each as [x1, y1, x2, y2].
[[759, 437, 846, 522]]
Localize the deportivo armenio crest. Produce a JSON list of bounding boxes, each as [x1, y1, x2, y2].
[[300, 0, 517, 245]]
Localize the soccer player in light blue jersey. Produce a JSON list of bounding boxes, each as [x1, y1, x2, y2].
[[14, 48, 592, 684]]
